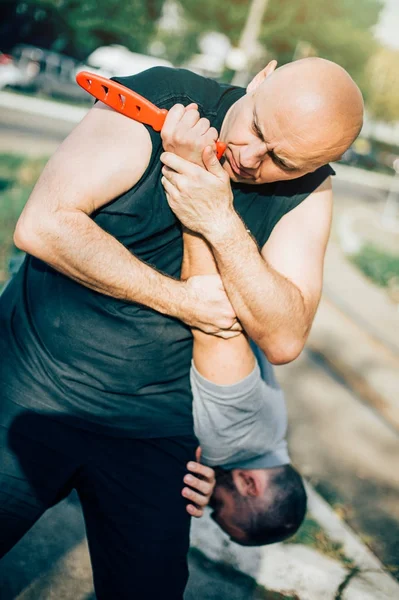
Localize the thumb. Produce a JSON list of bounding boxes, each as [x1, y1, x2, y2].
[[202, 145, 223, 175]]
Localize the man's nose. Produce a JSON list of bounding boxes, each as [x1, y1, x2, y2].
[[240, 142, 268, 169]]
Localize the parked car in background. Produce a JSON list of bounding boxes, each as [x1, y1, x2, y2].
[[8, 44, 173, 103], [85, 45, 173, 77], [10, 45, 90, 102], [339, 138, 379, 171], [0, 51, 27, 89]]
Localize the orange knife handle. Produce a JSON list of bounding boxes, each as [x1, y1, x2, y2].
[[76, 71, 226, 158], [76, 71, 168, 131], [215, 142, 227, 160]]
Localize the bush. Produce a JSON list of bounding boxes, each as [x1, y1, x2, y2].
[[350, 243, 399, 288], [0, 153, 48, 282]]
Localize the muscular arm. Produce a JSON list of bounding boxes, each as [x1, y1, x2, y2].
[[161, 147, 333, 364], [182, 230, 255, 384], [13, 103, 238, 335], [14, 102, 184, 315], [205, 177, 333, 364]]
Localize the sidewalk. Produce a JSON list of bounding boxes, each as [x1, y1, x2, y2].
[[307, 241, 399, 432], [306, 240, 399, 431], [12, 483, 399, 600], [190, 484, 399, 600]]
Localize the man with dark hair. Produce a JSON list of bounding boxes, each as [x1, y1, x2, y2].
[[210, 465, 307, 546]]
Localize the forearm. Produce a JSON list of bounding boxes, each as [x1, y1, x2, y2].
[[14, 209, 187, 319], [182, 229, 255, 384], [206, 212, 310, 364]]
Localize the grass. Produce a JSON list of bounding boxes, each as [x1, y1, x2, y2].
[[0, 153, 48, 282], [349, 243, 399, 289], [286, 515, 354, 568]]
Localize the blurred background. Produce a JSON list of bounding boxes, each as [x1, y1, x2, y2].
[[0, 1, 398, 599]]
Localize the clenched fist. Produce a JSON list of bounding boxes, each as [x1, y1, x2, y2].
[[181, 274, 242, 338], [161, 103, 218, 167]]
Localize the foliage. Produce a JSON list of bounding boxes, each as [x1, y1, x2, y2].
[[0, 0, 164, 60], [287, 515, 354, 566], [350, 243, 399, 288], [0, 153, 48, 283], [366, 47, 399, 123], [177, 0, 383, 95]]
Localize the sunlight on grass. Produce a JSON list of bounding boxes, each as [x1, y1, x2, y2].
[[0, 153, 48, 282]]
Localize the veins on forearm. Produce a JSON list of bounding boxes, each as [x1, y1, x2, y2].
[[206, 216, 309, 347]]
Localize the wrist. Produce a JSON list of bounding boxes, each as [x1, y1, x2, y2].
[[163, 278, 193, 323], [204, 209, 245, 246]]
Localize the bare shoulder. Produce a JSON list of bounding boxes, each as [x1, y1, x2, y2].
[[263, 176, 333, 253], [34, 101, 153, 214], [261, 176, 333, 302]]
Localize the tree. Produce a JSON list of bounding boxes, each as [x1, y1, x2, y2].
[[177, 0, 383, 93], [0, 0, 164, 60], [259, 0, 383, 93], [366, 47, 399, 123]]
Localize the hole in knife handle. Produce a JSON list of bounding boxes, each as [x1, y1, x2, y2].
[[101, 85, 109, 97], [118, 94, 126, 109], [86, 78, 92, 88]]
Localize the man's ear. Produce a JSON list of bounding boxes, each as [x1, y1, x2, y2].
[[247, 60, 277, 93], [232, 469, 267, 497]]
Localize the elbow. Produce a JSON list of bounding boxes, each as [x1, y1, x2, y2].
[[14, 216, 37, 255], [260, 337, 305, 366], [13, 218, 30, 253], [13, 212, 51, 258]]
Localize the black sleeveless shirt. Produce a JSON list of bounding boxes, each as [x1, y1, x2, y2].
[[0, 67, 334, 437]]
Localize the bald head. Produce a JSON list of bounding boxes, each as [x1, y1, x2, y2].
[[220, 57, 364, 184], [257, 57, 364, 164]]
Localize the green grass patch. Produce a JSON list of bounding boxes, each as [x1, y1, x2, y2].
[[287, 515, 354, 568], [0, 153, 48, 282], [350, 243, 399, 288]]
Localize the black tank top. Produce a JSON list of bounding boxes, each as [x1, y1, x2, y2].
[[0, 67, 334, 437]]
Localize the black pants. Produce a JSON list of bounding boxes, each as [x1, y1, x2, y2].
[[0, 396, 197, 599]]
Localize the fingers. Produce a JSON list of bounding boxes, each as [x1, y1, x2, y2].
[[202, 145, 228, 177], [229, 321, 243, 331], [186, 503, 204, 518], [213, 329, 243, 339], [161, 103, 200, 144], [183, 461, 216, 518], [187, 460, 216, 482], [184, 473, 214, 496]]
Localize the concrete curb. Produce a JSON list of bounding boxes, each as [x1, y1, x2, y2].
[[307, 295, 399, 433], [190, 482, 399, 599]]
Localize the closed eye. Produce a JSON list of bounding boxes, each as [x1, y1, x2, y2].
[[268, 150, 297, 172], [252, 119, 265, 141], [252, 113, 298, 171]]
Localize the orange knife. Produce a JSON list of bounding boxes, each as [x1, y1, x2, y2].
[[76, 71, 227, 160]]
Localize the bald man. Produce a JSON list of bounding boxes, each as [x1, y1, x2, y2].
[[0, 58, 363, 598]]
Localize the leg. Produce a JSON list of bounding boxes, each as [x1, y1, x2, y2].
[[0, 398, 77, 557], [181, 228, 255, 384], [77, 433, 197, 600]]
